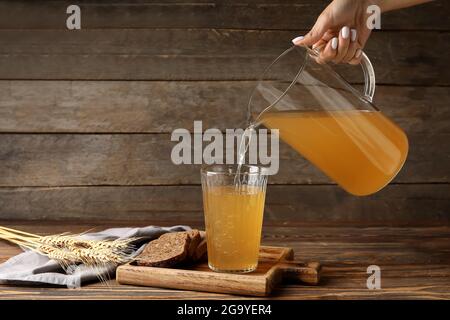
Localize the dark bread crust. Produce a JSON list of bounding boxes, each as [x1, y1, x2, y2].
[[187, 229, 201, 259], [135, 232, 191, 267], [193, 231, 207, 261], [134, 230, 208, 267]]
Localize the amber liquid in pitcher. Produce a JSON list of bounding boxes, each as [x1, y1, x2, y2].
[[203, 185, 266, 272], [260, 110, 409, 196]]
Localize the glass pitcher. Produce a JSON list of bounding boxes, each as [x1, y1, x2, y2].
[[247, 45, 408, 196]]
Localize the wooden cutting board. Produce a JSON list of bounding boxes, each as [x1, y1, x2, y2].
[[116, 246, 321, 296]]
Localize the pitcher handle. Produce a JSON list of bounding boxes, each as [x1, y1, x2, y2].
[[359, 51, 376, 102], [311, 45, 376, 102]]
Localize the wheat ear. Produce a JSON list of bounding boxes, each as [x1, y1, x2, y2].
[[0, 226, 137, 268]]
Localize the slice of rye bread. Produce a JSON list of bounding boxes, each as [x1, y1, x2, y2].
[[135, 231, 191, 267], [187, 229, 201, 259], [193, 231, 207, 261]]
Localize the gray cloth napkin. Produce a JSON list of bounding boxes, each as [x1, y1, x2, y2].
[[0, 225, 190, 289]]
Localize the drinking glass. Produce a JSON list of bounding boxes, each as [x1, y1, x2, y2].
[[201, 164, 268, 273]]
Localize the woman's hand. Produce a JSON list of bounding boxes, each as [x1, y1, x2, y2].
[[292, 0, 435, 65], [292, 0, 374, 65]]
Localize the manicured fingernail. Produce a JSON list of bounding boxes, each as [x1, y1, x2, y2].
[[331, 37, 338, 50], [341, 26, 350, 39], [355, 49, 362, 58], [292, 36, 304, 45], [351, 29, 357, 42]]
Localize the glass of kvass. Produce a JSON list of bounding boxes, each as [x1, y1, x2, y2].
[[201, 164, 268, 273], [246, 45, 408, 196]]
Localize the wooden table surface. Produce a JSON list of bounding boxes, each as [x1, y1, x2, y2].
[[0, 220, 449, 300]]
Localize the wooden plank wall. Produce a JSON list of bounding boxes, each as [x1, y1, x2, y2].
[[0, 1, 448, 225]]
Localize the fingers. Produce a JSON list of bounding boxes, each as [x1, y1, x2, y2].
[[316, 27, 363, 65], [316, 37, 338, 64], [293, 23, 365, 65], [333, 26, 351, 64], [292, 13, 331, 47], [312, 40, 326, 51], [349, 49, 363, 65], [342, 28, 359, 63], [312, 30, 335, 50]]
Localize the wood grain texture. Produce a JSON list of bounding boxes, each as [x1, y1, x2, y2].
[[0, 81, 448, 134], [0, 131, 448, 186], [0, 221, 449, 299], [0, 1, 447, 30], [0, 185, 448, 225], [117, 246, 320, 296], [0, 0, 447, 228], [0, 30, 447, 85]]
